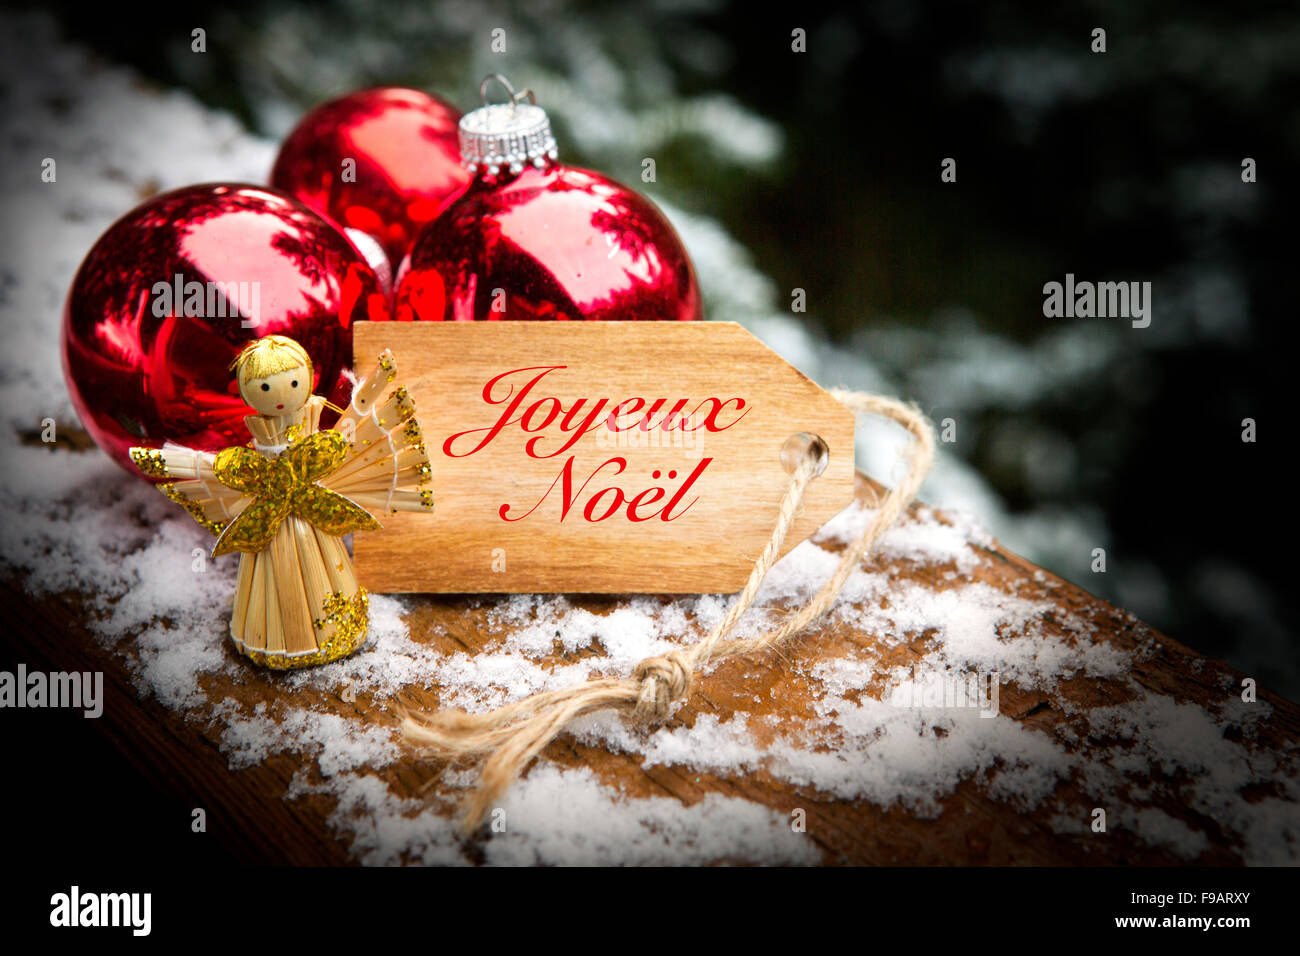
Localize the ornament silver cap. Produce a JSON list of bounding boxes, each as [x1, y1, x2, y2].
[[459, 74, 558, 177]]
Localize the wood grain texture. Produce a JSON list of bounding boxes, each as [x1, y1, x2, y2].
[[351, 321, 856, 593], [4, 461, 1296, 866]]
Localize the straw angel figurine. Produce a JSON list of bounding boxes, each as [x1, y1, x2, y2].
[[128, 334, 433, 669]]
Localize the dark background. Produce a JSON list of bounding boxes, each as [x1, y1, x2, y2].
[[5, 0, 1294, 695]]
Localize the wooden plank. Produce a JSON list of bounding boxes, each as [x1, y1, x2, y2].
[[3, 464, 1296, 865], [351, 321, 856, 594], [0, 581, 351, 866]]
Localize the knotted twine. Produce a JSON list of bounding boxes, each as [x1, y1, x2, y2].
[[401, 390, 935, 833]]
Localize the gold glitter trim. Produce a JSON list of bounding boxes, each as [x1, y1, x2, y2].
[[210, 431, 380, 556], [158, 483, 225, 537], [403, 419, 422, 443], [235, 588, 369, 670], [130, 447, 168, 479], [416, 462, 432, 484], [420, 489, 434, 509]]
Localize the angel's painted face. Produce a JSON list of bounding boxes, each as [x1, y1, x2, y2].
[[240, 365, 310, 416]]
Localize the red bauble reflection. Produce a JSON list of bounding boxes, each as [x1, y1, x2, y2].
[[270, 87, 470, 270], [62, 183, 389, 477], [394, 164, 702, 322]]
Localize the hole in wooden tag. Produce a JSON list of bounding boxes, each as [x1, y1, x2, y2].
[[781, 432, 829, 477]]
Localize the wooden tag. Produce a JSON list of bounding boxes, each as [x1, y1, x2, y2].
[[351, 322, 855, 593]]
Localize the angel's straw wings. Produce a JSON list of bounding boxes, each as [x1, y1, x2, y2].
[[129, 348, 434, 537]]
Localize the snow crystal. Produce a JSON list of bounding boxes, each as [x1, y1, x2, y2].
[[1127, 809, 1209, 860], [487, 764, 820, 866], [1078, 691, 1300, 862], [222, 708, 402, 775]]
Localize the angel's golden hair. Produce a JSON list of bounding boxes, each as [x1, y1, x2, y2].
[[230, 335, 313, 386]]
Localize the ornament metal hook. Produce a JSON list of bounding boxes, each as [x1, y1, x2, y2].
[[479, 73, 536, 113]]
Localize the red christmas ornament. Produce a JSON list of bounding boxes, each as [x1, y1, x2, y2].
[[395, 76, 701, 323], [62, 183, 389, 477], [270, 87, 470, 271]]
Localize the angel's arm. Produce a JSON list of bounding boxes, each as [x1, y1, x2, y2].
[[129, 446, 250, 535], [331, 349, 397, 440], [129, 445, 218, 481]]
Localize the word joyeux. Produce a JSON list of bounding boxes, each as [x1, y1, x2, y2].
[[350, 321, 855, 594], [442, 365, 749, 522]]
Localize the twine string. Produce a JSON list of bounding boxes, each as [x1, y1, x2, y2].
[[401, 390, 935, 833]]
